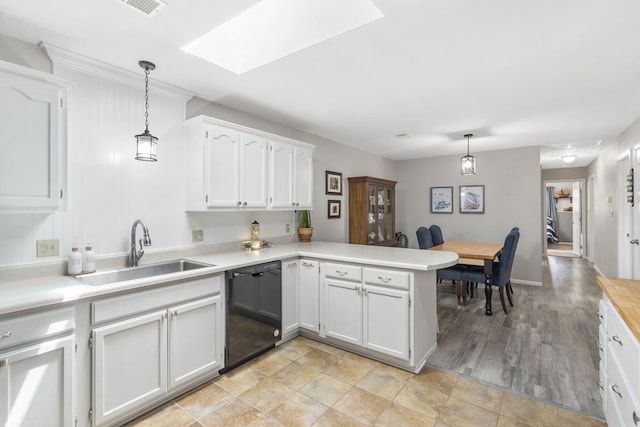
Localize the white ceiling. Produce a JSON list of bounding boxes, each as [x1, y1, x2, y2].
[[2, 0, 640, 169]]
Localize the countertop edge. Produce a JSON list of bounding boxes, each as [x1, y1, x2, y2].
[[597, 275, 640, 342]]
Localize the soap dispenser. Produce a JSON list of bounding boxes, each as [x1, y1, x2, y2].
[[83, 243, 96, 273], [68, 245, 82, 275]]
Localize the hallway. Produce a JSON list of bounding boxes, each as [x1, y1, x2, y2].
[[428, 255, 603, 419]]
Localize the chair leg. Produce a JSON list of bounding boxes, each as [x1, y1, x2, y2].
[[508, 280, 514, 294], [468, 281, 473, 298], [506, 283, 513, 307], [499, 287, 508, 314], [456, 281, 462, 305]]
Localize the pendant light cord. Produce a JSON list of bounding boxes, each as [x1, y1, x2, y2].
[[144, 68, 150, 133]]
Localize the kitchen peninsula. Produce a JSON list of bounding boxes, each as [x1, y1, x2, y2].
[[0, 241, 457, 427]]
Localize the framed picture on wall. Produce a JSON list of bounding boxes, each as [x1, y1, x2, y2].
[[430, 186, 453, 213], [460, 185, 485, 213], [326, 171, 343, 195], [328, 200, 341, 218]]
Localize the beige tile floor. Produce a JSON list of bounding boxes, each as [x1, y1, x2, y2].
[[126, 337, 606, 427]]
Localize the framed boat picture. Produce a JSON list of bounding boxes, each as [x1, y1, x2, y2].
[[430, 186, 453, 213], [460, 185, 485, 214]]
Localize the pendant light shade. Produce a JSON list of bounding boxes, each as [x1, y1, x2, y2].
[[461, 133, 476, 175], [135, 60, 158, 162]]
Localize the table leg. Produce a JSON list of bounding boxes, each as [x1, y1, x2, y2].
[[484, 259, 493, 316]]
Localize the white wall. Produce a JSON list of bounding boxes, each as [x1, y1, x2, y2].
[[396, 146, 543, 285]]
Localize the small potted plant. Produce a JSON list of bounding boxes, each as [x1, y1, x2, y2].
[[298, 210, 313, 242]]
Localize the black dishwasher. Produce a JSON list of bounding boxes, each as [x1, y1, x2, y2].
[[222, 261, 281, 372]]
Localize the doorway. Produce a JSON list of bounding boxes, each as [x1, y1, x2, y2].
[[544, 180, 584, 258]]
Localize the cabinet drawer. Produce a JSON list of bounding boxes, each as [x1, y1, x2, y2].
[[607, 345, 640, 427], [92, 274, 222, 324], [607, 299, 640, 392], [0, 306, 74, 350], [323, 263, 362, 282], [363, 268, 409, 290]]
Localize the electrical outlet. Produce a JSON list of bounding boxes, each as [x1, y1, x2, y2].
[[192, 229, 204, 242], [36, 239, 60, 257], [285, 224, 291, 233]]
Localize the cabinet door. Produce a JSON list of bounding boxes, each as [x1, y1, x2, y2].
[[299, 260, 319, 332], [269, 140, 295, 208], [324, 279, 362, 345], [363, 285, 409, 360], [294, 146, 314, 208], [0, 335, 73, 427], [92, 311, 167, 427], [169, 296, 222, 389], [282, 260, 300, 336], [205, 125, 240, 207], [239, 133, 268, 208], [0, 71, 64, 211]]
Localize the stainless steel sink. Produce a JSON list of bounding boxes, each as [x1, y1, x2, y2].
[[72, 259, 215, 286]]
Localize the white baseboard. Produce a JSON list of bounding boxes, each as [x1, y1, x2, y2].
[[511, 278, 543, 287]]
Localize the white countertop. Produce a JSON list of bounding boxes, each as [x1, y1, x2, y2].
[[0, 241, 457, 317]]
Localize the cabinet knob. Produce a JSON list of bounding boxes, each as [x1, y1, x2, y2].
[[597, 312, 604, 320], [0, 331, 12, 339], [243, 202, 247, 206], [631, 239, 639, 245], [597, 380, 604, 390], [292, 203, 296, 206], [336, 270, 347, 276], [378, 275, 392, 283], [612, 335, 623, 346], [633, 411, 639, 425], [237, 201, 242, 206]]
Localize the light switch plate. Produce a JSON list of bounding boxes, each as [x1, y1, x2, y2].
[[37, 239, 60, 257]]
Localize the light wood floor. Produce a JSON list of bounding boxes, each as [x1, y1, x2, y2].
[[427, 255, 603, 419]]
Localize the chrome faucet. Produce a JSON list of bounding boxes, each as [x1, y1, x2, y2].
[[130, 219, 151, 267]]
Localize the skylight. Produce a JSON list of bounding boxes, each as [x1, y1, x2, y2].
[[181, 0, 384, 75]]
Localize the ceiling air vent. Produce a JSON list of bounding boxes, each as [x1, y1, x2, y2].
[[119, 0, 167, 16]]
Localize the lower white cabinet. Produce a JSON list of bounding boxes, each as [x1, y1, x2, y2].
[[0, 306, 75, 427], [282, 259, 300, 337], [0, 334, 74, 427], [91, 276, 223, 427], [322, 262, 410, 361], [299, 259, 320, 333]]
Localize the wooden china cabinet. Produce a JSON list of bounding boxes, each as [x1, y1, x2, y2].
[[348, 176, 397, 246]]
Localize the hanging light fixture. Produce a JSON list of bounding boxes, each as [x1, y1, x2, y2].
[[461, 133, 476, 175], [135, 60, 158, 161]]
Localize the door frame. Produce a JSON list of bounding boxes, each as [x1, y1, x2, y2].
[[543, 178, 586, 257]]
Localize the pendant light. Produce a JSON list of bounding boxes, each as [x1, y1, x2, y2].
[[135, 60, 158, 162], [461, 133, 476, 175]]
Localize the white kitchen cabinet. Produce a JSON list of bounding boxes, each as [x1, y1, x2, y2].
[[0, 335, 74, 427], [299, 259, 320, 333], [269, 139, 314, 209], [324, 278, 362, 345], [204, 125, 268, 208], [168, 295, 222, 390], [91, 275, 223, 426], [0, 61, 67, 212], [0, 306, 75, 427], [282, 259, 300, 338], [185, 115, 314, 211], [321, 262, 410, 362], [363, 284, 409, 360], [92, 311, 166, 427]]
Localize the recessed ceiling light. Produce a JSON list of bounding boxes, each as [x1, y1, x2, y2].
[[562, 155, 577, 163], [181, 0, 384, 75]]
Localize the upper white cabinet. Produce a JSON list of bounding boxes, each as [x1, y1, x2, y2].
[[0, 61, 67, 212], [185, 115, 314, 211], [204, 125, 268, 208], [269, 140, 314, 209]]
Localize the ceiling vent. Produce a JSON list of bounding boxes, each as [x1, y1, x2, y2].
[[119, 0, 167, 16]]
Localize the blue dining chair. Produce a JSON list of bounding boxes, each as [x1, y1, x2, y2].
[[416, 227, 434, 249], [429, 225, 445, 246], [461, 228, 520, 314]]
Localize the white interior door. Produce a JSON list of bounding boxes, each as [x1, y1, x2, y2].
[[572, 182, 582, 257], [617, 151, 633, 278]]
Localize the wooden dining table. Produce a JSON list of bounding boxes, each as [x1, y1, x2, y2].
[[429, 240, 504, 315]]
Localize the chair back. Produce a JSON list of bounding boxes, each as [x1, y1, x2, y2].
[[429, 225, 444, 246], [416, 227, 434, 249], [494, 229, 520, 287]]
